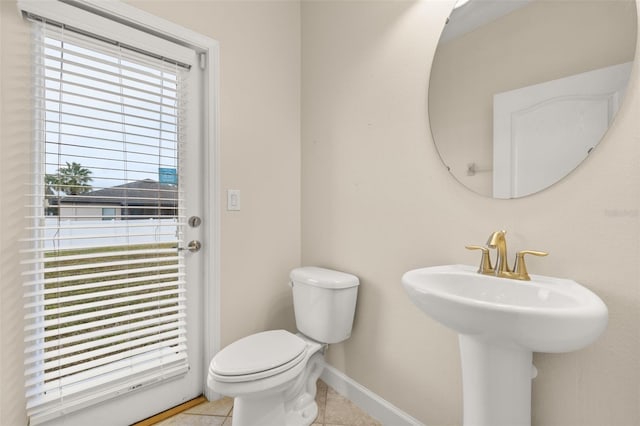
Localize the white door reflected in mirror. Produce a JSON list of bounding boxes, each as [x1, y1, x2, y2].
[[428, 0, 637, 198], [493, 62, 631, 198]]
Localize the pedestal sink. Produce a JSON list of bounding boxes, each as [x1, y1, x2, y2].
[[402, 264, 608, 426]]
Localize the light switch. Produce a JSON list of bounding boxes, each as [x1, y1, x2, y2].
[[227, 189, 240, 211]]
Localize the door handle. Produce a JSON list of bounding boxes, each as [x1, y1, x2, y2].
[[179, 240, 202, 253]]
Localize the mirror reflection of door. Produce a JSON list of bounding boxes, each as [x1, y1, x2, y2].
[[493, 62, 631, 198], [428, 0, 637, 198]]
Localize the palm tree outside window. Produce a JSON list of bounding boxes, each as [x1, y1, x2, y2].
[[44, 161, 93, 215]]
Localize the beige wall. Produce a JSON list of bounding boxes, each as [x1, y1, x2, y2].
[[0, 1, 300, 424], [430, 0, 637, 195], [2, 0, 640, 425], [302, 1, 640, 425]]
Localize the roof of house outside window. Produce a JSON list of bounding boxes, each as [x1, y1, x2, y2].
[[54, 179, 177, 207]]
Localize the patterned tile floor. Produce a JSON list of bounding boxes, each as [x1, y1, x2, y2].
[[157, 380, 381, 426]]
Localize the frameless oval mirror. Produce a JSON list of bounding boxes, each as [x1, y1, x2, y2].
[[429, 0, 637, 199]]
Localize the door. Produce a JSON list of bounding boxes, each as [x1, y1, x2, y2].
[[22, 14, 207, 426], [493, 62, 631, 198]]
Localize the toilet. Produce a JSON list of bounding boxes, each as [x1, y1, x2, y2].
[[207, 266, 359, 426]]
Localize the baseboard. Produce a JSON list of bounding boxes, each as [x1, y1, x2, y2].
[[320, 364, 424, 426]]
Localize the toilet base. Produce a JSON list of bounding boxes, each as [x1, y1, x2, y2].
[[231, 351, 325, 426], [233, 395, 319, 426], [234, 392, 305, 426]]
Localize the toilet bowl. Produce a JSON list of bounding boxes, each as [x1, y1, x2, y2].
[[208, 330, 325, 426], [207, 267, 359, 426]]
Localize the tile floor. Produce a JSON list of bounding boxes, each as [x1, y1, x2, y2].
[[156, 380, 381, 426]]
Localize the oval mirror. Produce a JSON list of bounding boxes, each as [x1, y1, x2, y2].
[[429, 0, 637, 199]]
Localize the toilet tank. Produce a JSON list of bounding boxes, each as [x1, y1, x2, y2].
[[290, 267, 359, 344]]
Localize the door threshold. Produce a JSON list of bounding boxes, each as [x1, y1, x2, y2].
[[132, 395, 207, 426]]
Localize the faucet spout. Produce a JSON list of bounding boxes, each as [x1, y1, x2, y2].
[[487, 230, 511, 274]]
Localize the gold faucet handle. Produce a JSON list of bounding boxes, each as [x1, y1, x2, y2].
[[518, 250, 548, 257], [513, 250, 549, 280], [465, 245, 494, 274]]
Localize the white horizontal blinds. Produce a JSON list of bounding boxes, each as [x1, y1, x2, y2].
[[23, 20, 189, 422]]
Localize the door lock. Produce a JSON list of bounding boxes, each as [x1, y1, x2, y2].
[[188, 216, 202, 228]]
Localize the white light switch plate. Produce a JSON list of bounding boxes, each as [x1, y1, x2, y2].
[[227, 189, 240, 211]]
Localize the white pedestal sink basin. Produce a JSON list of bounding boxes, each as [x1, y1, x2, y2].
[[402, 264, 608, 426]]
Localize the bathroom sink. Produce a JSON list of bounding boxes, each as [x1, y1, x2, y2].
[[402, 264, 608, 353]]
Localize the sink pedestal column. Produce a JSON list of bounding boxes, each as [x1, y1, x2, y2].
[[458, 335, 533, 426]]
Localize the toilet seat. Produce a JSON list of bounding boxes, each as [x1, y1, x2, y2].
[[211, 330, 307, 383]]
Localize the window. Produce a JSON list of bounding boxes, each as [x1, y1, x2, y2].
[[101, 208, 116, 220], [21, 10, 197, 423]]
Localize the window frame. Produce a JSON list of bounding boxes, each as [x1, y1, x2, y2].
[[18, 0, 221, 406]]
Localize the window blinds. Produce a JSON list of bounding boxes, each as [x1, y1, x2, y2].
[[23, 20, 189, 424]]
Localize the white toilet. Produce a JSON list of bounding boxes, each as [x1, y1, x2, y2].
[[207, 266, 359, 426]]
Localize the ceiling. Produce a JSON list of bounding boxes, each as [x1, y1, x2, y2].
[[440, 0, 533, 43]]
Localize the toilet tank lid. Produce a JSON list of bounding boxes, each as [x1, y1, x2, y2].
[[290, 267, 359, 289]]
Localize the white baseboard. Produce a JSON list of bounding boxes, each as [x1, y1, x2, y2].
[[320, 364, 424, 426]]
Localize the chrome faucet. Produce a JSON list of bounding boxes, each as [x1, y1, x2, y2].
[[466, 230, 548, 281]]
